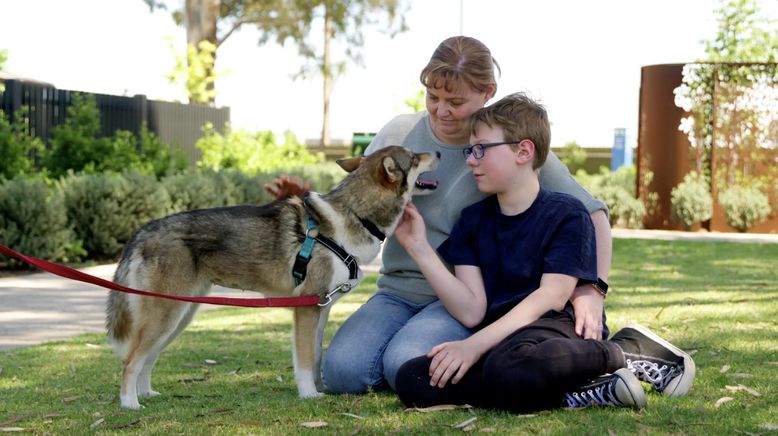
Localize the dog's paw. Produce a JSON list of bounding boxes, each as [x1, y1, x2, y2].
[[299, 390, 324, 399], [120, 398, 145, 409], [138, 389, 161, 398]]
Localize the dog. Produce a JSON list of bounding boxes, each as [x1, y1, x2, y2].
[[106, 145, 440, 409]]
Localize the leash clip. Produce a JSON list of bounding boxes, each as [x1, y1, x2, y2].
[[318, 283, 353, 307]]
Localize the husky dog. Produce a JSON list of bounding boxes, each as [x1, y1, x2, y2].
[[107, 146, 439, 409]]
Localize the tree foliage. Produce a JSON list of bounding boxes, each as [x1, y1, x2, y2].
[[147, 0, 408, 144]]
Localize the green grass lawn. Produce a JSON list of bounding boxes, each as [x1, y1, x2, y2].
[[1, 238, 777, 434]]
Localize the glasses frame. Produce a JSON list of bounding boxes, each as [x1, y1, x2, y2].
[[462, 141, 520, 160]]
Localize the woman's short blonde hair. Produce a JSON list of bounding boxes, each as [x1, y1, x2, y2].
[[420, 36, 500, 94], [469, 92, 551, 170]]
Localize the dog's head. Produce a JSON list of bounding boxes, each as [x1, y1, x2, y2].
[[336, 146, 440, 197]]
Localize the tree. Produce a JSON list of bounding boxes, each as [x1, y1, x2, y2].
[[146, 0, 408, 147], [702, 0, 777, 62]]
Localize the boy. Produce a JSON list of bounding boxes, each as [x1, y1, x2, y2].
[[393, 92, 695, 412]]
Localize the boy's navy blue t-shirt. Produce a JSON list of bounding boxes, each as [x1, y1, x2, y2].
[[438, 189, 601, 331]]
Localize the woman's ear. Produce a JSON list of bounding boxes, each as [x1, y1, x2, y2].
[[484, 84, 496, 102], [515, 139, 536, 165]]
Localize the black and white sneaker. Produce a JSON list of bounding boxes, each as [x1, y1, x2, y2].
[[563, 368, 647, 409], [610, 323, 696, 397]]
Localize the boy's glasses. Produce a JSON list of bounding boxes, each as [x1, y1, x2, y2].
[[462, 141, 519, 160]]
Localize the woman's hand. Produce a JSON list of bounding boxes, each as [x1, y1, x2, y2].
[[394, 202, 428, 255], [570, 285, 604, 340], [263, 175, 311, 200], [426, 339, 484, 388]]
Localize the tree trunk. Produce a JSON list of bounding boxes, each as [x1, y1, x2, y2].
[[320, 8, 333, 150], [185, 0, 220, 104]]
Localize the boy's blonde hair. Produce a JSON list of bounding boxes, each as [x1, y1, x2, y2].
[[469, 92, 550, 169], [420, 36, 500, 94]]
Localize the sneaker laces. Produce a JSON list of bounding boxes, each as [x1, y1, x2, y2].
[[564, 381, 622, 408], [627, 359, 682, 392]]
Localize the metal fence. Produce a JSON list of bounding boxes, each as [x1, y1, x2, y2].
[[0, 79, 230, 163]]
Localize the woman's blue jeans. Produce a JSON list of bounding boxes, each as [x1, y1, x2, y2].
[[322, 292, 472, 393]]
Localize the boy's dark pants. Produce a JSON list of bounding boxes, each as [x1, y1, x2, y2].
[[395, 311, 625, 413]]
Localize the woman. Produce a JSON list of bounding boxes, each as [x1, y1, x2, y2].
[[268, 36, 611, 394]]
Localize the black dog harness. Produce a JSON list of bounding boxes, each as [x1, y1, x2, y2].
[[292, 197, 385, 287]]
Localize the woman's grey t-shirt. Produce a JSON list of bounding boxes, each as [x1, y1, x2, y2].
[[365, 111, 607, 304]]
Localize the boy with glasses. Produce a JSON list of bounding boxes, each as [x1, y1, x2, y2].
[[393, 92, 695, 412]]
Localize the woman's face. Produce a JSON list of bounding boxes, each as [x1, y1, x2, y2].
[[426, 81, 493, 145]]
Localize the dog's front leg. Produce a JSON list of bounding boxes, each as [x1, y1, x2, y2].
[[292, 305, 325, 398]]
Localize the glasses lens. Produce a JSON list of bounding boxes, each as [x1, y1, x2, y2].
[[474, 144, 485, 159]]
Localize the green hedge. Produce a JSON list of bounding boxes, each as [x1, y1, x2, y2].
[[0, 177, 84, 264], [0, 165, 346, 264]]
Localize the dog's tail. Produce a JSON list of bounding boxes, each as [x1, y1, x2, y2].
[[106, 251, 133, 343]]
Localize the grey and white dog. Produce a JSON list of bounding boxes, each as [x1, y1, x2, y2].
[[106, 145, 439, 409]]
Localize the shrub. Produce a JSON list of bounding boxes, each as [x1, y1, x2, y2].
[[62, 172, 170, 258], [560, 141, 587, 173], [44, 94, 114, 177], [0, 107, 45, 179], [44, 95, 186, 178], [162, 170, 241, 212], [196, 124, 323, 175], [670, 172, 713, 230], [575, 166, 645, 229], [718, 185, 772, 232], [137, 125, 189, 177], [0, 177, 84, 264]]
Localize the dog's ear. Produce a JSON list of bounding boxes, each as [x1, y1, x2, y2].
[[381, 156, 402, 184], [336, 156, 365, 173]]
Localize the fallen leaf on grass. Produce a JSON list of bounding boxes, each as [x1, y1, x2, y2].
[[63, 396, 82, 403], [90, 418, 105, 429], [239, 420, 263, 426], [761, 424, 778, 431], [724, 384, 761, 397], [338, 413, 364, 420], [178, 375, 207, 383], [714, 397, 734, 408], [728, 373, 753, 379], [719, 365, 730, 373], [479, 428, 496, 433], [204, 359, 217, 365], [85, 343, 101, 349], [0, 417, 30, 427], [766, 361, 778, 366], [110, 419, 142, 430], [453, 417, 477, 429], [405, 404, 473, 413], [299, 421, 328, 428], [0, 428, 25, 433]]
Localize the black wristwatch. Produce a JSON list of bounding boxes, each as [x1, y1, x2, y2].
[[591, 278, 608, 298]]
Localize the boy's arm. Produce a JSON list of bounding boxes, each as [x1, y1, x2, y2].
[[395, 203, 487, 327], [464, 272, 577, 355], [427, 272, 578, 387]]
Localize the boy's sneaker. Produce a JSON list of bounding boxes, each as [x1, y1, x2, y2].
[[610, 323, 696, 397], [563, 368, 647, 409]]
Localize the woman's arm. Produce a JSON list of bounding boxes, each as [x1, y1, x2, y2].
[[570, 209, 611, 339]]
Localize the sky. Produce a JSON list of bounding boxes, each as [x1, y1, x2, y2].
[[1, 0, 773, 149]]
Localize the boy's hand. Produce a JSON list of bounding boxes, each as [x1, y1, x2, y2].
[[427, 339, 483, 388], [394, 202, 428, 254], [570, 285, 604, 340], [263, 175, 311, 200]]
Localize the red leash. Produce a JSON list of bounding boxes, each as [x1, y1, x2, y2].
[[0, 243, 321, 307]]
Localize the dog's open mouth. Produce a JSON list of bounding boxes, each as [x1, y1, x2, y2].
[[415, 178, 439, 191]]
